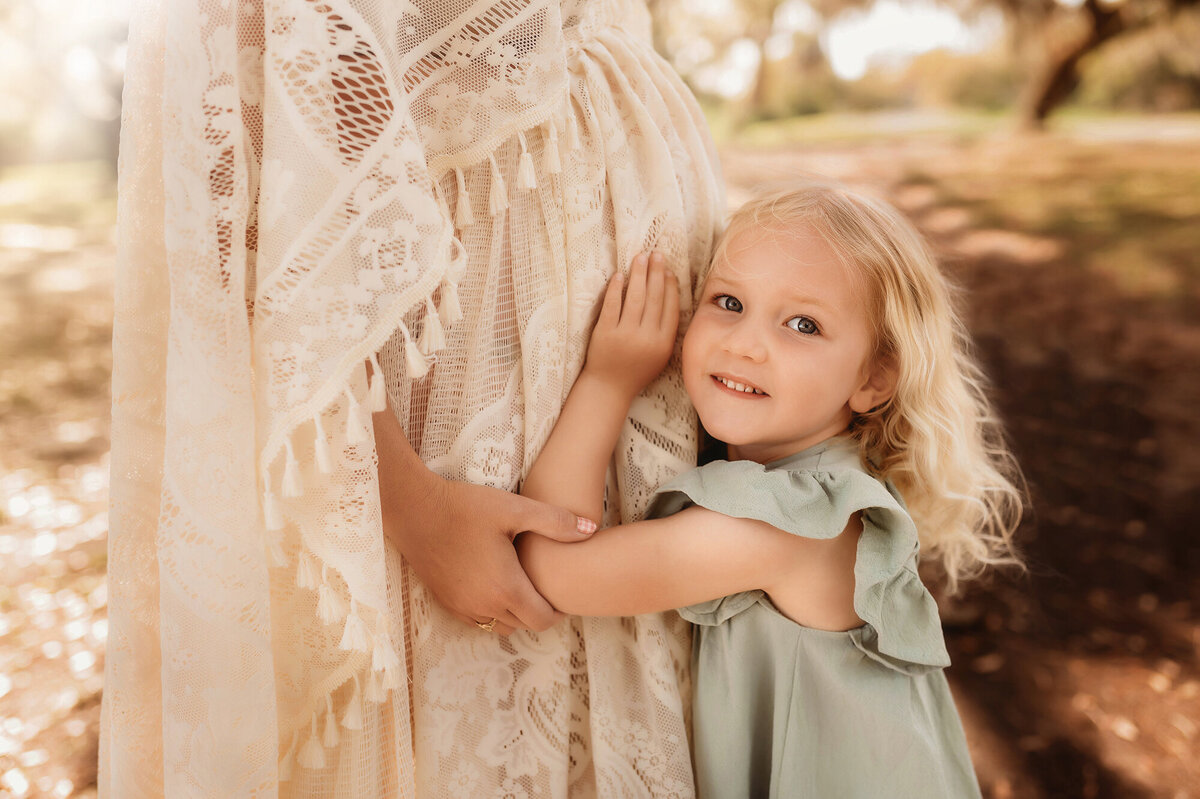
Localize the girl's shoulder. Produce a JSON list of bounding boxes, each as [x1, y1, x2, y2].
[[652, 437, 951, 674], [647, 437, 909, 542]]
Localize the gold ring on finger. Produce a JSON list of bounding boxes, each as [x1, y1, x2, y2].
[[475, 618, 497, 632]]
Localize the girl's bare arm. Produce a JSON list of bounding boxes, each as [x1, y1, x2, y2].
[[517, 506, 863, 629], [520, 252, 678, 524]]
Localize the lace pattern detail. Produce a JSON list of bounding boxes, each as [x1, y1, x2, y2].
[[103, 0, 724, 796]]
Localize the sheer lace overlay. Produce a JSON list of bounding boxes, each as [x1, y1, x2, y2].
[[103, 0, 724, 796]]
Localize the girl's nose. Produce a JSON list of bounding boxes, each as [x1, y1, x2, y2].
[[721, 321, 767, 362]]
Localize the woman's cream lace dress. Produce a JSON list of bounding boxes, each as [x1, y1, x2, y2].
[[102, 0, 724, 796]]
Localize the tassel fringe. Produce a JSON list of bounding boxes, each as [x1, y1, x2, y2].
[[453, 167, 474, 228], [400, 321, 429, 379], [344, 387, 367, 445], [280, 730, 299, 782], [339, 599, 372, 652], [545, 120, 562, 174], [488, 154, 508, 215], [317, 566, 348, 625], [323, 695, 340, 748], [567, 110, 581, 151], [368, 353, 387, 413], [264, 488, 284, 531], [364, 668, 386, 703], [313, 413, 333, 474], [342, 674, 365, 730], [267, 531, 288, 568], [282, 439, 303, 498], [297, 550, 319, 591], [517, 131, 537, 190], [438, 278, 463, 327], [298, 712, 326, 769], [420, 297, 446, 355]]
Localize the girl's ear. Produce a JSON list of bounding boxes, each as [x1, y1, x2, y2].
[[849, 355, 897, 415]]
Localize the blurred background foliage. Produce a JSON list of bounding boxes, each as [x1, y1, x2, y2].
[[3, 0, 1200, 170]]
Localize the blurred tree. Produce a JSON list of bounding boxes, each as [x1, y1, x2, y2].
[[955, 0, 1200, 127], [0, 2, 125, 168], [1081, 5, 1200, 110]]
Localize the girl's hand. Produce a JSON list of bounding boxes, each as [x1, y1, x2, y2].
[[583, 251, 680, 401]]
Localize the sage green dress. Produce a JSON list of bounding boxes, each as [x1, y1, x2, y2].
[[646, 437, 981, 799]]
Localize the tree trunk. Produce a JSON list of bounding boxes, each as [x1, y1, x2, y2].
[[1018, 0, 1128, 129]]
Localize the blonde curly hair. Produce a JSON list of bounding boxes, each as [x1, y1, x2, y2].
[[713, 179, 1025, 591]]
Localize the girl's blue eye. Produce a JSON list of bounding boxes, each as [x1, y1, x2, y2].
[[786, 316, 819, 335], [715, 295, 742, 313]]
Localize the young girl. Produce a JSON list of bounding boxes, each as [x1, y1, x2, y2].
[[516, 180, 1023, 797]]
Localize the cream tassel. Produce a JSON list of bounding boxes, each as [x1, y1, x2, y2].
[[339, 598, 371, 652], [264, 487, 284, 531], [372, 619, 403, 690], [296, 550, 319, 591], [438, 278, 463, 327], [488, 153, 508, 215], [419, 297, 446, 355], [266, 530, 288, 568], [279, 730, 299, 781], [545, 119, 561, 174], [317, 565, 347, 624], [297, 712, 325, 769], [400, 321, 429, 379], [566, 109, 581, 151], [282, 439, 303, 498], [342, 674, 364, 730], [323, 695, 340, 748], [343, 387, 367, 445], [364, 668, 386, 703], [516, 131, 537, 190], [368, 352, 387, 413], [313, 413, 333, 474], [432, 174, 451, 220], [453, 167, 474, 228]]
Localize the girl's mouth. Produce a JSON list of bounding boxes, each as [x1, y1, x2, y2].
[[712, 375, 768, 396]]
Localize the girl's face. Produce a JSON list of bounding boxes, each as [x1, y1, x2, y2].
[[682, 224, 893, 464]]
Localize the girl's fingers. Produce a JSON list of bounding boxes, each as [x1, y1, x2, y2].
[[644, 253, 666, 326], [622, 252, 648, 325], [662, 269, 680, 332], [598, 270, 623, 329]]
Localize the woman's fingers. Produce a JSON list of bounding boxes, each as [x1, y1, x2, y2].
[[506, 579, 564, 632], [622, 251, 648, 325], [456, 611, 516, 637], [503, 491, 595, 543]]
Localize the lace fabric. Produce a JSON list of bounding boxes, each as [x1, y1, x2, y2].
[[103, 1, 724, 796]]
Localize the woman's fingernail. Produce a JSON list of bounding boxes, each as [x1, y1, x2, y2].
[[577, 517, 597, 535]]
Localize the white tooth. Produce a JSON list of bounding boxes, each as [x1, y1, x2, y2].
[[735, 383, 746, 392]]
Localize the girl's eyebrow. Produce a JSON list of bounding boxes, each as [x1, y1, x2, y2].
[[706, 275, 835, 314]]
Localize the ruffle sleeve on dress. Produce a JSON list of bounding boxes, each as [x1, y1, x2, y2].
[[645, 459, 951, 673]]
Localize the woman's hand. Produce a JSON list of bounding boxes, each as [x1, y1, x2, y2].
[[373, 397, 594, 636], [583, 251, 680, 401]]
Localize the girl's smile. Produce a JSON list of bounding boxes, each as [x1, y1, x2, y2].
[[682, 225, 894, 464]]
